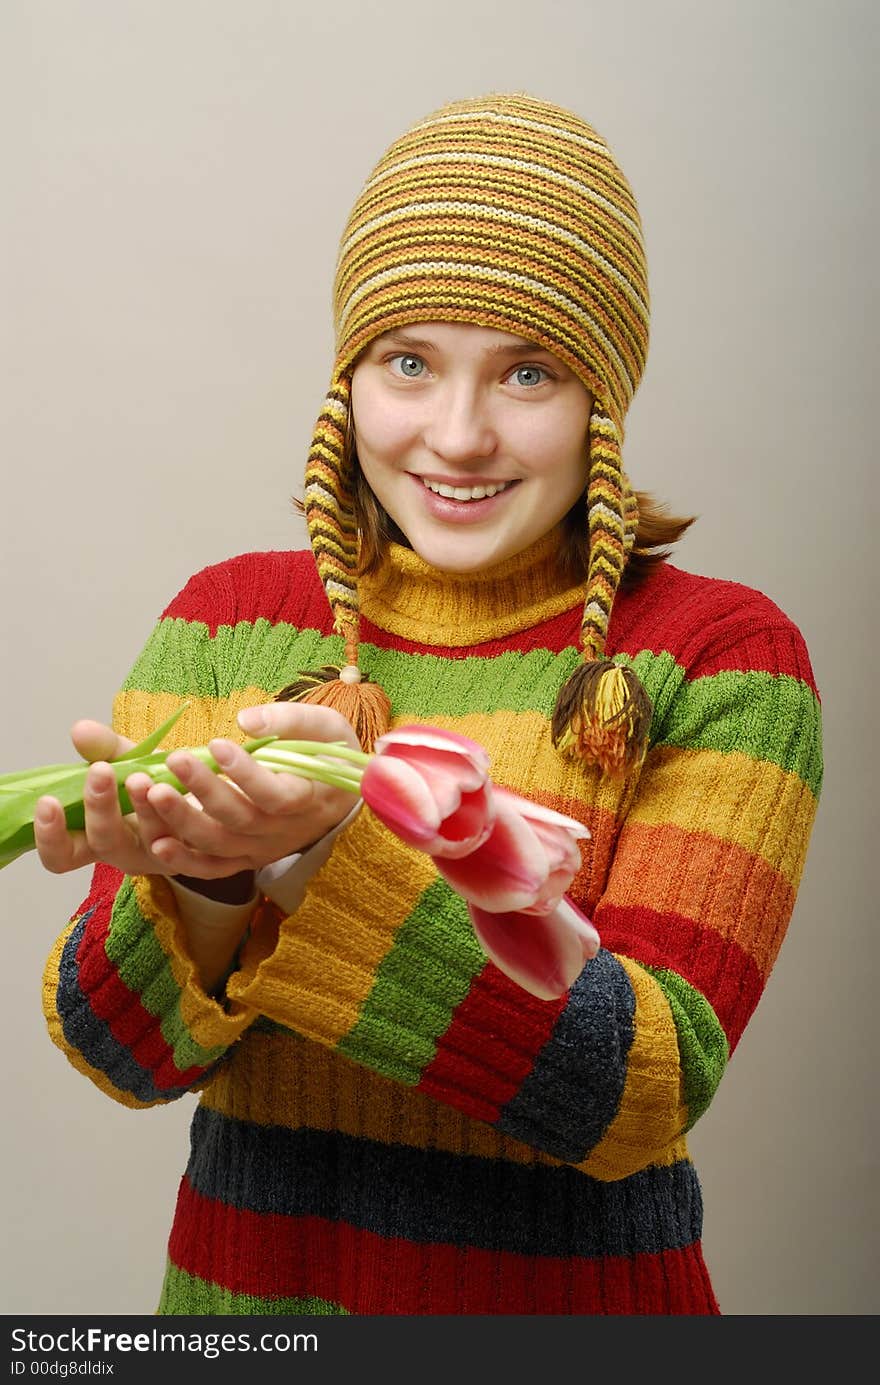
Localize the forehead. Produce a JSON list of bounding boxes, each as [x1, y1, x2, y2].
[[369, 322, 556, 356]]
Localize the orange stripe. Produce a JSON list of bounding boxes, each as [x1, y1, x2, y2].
[[603, 821, 794, 978], [629, 746, 817, 891]]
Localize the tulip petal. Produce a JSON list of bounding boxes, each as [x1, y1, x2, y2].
[[493, 786, 591, 840], [375, 725, 491, 777], [362, 753, 494, 858], [380, 743, 489, 795], [360, 756, 444, 848], [386, 746, 488, 809], [430, 783, 496, 859], [469, 896, 600, 1000], [436, 797, 549, 909]]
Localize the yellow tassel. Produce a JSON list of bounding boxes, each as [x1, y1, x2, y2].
[[552, 660, 651, 777], [274, 665, 391, 752]]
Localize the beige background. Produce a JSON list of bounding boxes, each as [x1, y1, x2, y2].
[[2, 0, 876, 1316]]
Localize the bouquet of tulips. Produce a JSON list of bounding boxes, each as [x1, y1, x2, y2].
[[0, 707, 599, 999]]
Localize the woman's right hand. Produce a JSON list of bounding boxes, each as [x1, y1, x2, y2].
[[32, 719, 209, 880]]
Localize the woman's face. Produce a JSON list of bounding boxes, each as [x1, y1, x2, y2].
[[350, 322, 593, 573]]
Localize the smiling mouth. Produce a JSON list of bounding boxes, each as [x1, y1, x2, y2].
[[419, 478, 514, 502]]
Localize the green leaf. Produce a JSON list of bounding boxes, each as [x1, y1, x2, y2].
[[0, 764, 84, 790]]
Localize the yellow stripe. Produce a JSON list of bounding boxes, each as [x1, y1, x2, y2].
[[113, 688, 268, 748], [227, 807, 437, 1045], [383, 708, 616, 812], [629, 745, 818, 890], [577, 954, 688, 1181], [131, 876, 255, 1051], [199, 1024, 690, 1173]]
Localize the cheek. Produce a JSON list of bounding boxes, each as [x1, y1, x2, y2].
[[351, 377, 414, 462], [514, 405, 589, 478]]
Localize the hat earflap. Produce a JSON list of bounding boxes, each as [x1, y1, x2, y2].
[[551, 407, 652, 777], [274, 369, 391, 751]]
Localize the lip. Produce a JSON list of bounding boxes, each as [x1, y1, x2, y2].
[[409, 473, 520, 522]]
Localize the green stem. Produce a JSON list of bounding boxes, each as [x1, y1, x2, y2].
[[0, 735, 370, 872], [154, 742, 367, 792], [250, 749, 363, 793]]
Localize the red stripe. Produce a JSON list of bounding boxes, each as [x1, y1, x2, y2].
[[161, 551, 332, 638], [611, 565, 819, 692], [596, 901, 764, 1051], [158, 552, 817, 697], [416, 964, 566, 1121], [168, 1180, 719, 1314], [73, 865, 207, 1090]]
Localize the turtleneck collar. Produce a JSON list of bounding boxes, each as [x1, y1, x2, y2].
[[358, 529, 585, 646]]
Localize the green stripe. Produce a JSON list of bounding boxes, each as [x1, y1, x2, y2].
[[123, 622, 821, 793], [372, 645, 581, 718], [105, 880, 227, 1071], [655, 668, 823, 795], [158, 1262, 348, 1315], [120, 618, 343, 699], [337, 879, 486, 1083], [643, 965, 728, 1130], [122, 617, 581, 716], [621, 650, 682, 727]]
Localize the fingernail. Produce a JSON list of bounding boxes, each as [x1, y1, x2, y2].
[[210, 739, 235, 767], [238, 708, 267, 733], [35, 800, 54, 826]]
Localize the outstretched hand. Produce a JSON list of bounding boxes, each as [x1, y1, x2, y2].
[[33, 703, 362, 881]]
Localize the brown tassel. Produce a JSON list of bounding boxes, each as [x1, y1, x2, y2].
[[275, 665, 391, 753], [551, 659, 652, 777]]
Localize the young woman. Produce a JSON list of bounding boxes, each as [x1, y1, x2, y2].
[[36, 93, 822, 1315]]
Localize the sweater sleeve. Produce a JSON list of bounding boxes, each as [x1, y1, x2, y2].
[[41, 563, 265, 1109], [224, 602, 822, 1177]]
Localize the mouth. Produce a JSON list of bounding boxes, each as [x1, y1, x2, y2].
[[417, 477, 517, 504]]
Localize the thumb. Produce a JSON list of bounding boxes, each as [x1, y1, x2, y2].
[[70, 719, 136, 764]]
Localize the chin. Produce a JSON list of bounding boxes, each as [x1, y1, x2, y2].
[[412, 537, 516, 574]]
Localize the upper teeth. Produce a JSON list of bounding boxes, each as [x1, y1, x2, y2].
[[422, 479, 511, 501]]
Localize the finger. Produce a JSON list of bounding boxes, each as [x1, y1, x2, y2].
[[147, 836, 257, 877], [33, 797, 95, 874], [237, 701, 360, 749], [126, 772, 254, 875], [150, 751, 262, 835], [81, 761, 134, 856], [125, 772, 176, 851], [207, 739, 317, 815], [71, 719, 135, 764]]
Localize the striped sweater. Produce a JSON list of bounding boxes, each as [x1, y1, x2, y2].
[[43, 533, 822, 1315]]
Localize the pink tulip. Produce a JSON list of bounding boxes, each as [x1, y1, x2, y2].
[[433, 786, 589, 912], [361, 725, 495, 859], [468, 896, 601, 1001], [434, 787, 597, 1000], [360, 725, 600, 1001]]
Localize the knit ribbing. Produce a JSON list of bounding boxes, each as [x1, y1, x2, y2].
[[359, 532, 585, 644]]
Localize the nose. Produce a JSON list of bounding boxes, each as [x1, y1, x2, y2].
[[422, 382, 498, 464]]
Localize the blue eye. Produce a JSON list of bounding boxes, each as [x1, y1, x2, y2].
[[510, 365, 548, 388], [391, 354, 425, 378]]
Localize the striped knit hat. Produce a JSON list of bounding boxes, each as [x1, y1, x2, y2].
[[285, 92, 652, 775]]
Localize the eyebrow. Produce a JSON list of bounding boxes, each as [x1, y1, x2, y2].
[[374, 330, 550, 358]]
